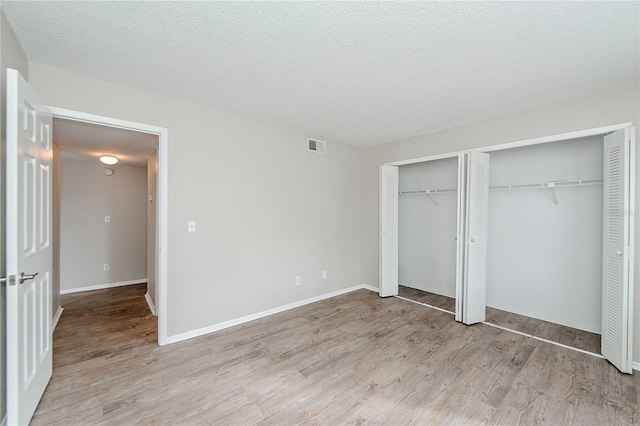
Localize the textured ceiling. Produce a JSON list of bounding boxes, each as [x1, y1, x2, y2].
[[3, 2, 639, 147], [53, 118, 158, 167]]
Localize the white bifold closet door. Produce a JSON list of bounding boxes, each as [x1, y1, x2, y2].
[[379, 154, 490, 321], [461, 152, 490, 325], [455, 154, 466, 322], [380, 165, 399, 297], [602, 127, 635, 374]]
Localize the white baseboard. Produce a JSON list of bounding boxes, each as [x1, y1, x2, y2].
[[60, 278, 147, 294], [486, 302, 601, 335], [167, 284, 370, 344], [633, 361, 640, 372], [51, 306, 64, 331], [361, 284, 379, 292], [145, 292, 157, 316]]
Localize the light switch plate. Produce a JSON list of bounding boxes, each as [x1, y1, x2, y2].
[[188, 221, 196, 232], [105, 216, 111, 223]]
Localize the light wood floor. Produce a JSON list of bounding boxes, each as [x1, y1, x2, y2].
[[33, 284, 638, 425], [398, 286, 456, 313], [398, 285, 601, 354]]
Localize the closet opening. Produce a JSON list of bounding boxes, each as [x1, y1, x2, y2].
[[483, 136, 604, 355], [397, 157, 459, 315], [380, 123, 635, 373]]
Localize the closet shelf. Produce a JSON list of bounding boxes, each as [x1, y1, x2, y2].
[[398, 188, 456, 207], [489, 178, 603, 191], [399, 179, 602, 206], [398, 188, 457, 195], [400, 178, 602, 194], [491, 178, 603, 205]]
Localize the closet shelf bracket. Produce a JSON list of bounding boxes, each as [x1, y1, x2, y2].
[[548, 182, 558, 205], [426, 190, 439, 207]]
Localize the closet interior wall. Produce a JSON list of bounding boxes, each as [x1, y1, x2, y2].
[[399, 157, 458, 298], [486, 136, 604, 333]]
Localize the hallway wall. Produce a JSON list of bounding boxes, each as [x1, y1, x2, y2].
[[60, 158, 147, 292]]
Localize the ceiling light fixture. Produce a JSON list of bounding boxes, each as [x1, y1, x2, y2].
[[100, 155, 118, 165]]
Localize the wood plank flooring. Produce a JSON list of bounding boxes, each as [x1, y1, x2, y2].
[[398, 286, 456, 312], [484, 307, 601, 355], [32, 284, 638, 425], [399, 285, 601, 354]]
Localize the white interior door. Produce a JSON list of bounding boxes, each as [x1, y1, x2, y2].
[[380, 165, 399, 297], [602, 127, 634, 374], [462, 152, 490, 325], [6, 68, 54, 425]]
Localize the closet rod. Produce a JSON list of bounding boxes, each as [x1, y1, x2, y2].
[[489, 178, 602, 191], [398, 188, 456, 207], [399, 178, 602, 195], [398, 188, 457, 195], [490, 178, 602, 205]]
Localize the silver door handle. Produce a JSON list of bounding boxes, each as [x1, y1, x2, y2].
[[19, 272, 38, 284], [470, 238, 476, 243], [617, 250, 623, 256]]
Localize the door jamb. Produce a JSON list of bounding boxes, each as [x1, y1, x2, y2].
[[48, 107, 169, 345]]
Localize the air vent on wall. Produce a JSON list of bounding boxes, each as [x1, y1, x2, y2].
[[307, 138, 326, 154]]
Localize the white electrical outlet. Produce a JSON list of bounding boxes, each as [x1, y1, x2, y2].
[[103, 263, 110, 271], [295, 275, 301, 286], [322, 270, 327, 280], [105, 215, 111, 223], [188, 221, 196, 232]]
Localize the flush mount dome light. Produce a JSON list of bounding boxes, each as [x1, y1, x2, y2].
[[100, 155, 118, 165]]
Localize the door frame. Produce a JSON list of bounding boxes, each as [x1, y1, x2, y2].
[[380, 153, 464, 317], [49, 107, 169, 345], [386, 123, 633, 166]]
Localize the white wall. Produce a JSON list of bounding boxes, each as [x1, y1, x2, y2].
[[60, 159, 147, 291], [362, 83, 640, 363], [487, 137, 603, 333], [29, 62, 363, 338], [27, 57, 640, 363], [147, 151, 158, 310], [399, 157, 458, 297], [0, 11, 30, 421]]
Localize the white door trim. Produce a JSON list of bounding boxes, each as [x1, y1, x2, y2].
[[47, 106, 169, 346]]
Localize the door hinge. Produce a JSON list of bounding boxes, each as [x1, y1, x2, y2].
[[1, 275, 16, 286]]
